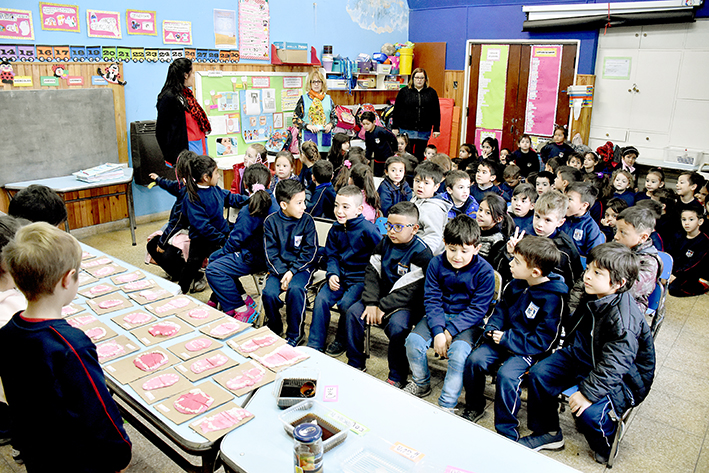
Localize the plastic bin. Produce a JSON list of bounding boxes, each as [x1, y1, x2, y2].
[[399, 47, 414, 75], [279, 400, 349, 452]]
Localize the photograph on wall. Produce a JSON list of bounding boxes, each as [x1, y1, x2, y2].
[[87, 9, 121, 39], [127, 10, 157, 36], [39, 3, 80, 33], [0, 9, 34, 40], [214, 9, 237, 47], [163, 20, 192, 45], [216, 137, 238, 156]]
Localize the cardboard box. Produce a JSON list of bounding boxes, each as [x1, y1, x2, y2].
[[274, 42, 308, 63], [326, 79, 348, 90], [377, 63, 392, 74]]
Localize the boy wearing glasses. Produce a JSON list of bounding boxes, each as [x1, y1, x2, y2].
[[346, 202, 433, 388], [411, 161, 453, 256]]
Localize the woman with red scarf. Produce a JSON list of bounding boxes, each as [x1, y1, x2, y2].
[[156, 58, 211, 167], [293, 70, 338, 159]]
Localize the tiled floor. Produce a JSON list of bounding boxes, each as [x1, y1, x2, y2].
[[1, 219, 708, 472]]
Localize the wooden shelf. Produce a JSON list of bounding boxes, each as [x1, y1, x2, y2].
[[270, 45, 321, 66]]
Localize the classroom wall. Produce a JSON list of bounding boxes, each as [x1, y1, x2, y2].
[[3, 0, 408, 217]]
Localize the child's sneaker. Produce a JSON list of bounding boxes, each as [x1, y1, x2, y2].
[[386, 378, 404, 389], [403, 381, 431, 397], [461, 407, 485, 423], [325, 340, 346, 357], [518, 430, 565, 451], [244, 295, 258, 309], [232, 306, 256, 323], [286, 333, 306, 347]]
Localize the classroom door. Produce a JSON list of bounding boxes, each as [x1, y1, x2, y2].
[[464, 43, 577, 152]]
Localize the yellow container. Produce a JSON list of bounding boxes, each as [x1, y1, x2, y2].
[[399, 47, 414, 75]]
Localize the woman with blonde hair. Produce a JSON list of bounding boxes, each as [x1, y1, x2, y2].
[[293, 69, 338, 158]]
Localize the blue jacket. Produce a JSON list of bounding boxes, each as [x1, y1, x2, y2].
[[364, 125, 399, 165], [539, 141, 575, 162], [441, 193, 479, 220], [378, 177, 412, 217], [324, 215, 382, 283], [613, 189, 636, 207], [512, 212, 535, 236], [551, 229, 584, 291], [424, 254, 495, 338], [561, 211, 606, 257], [510, 149, 541, 178], [485, 273, 568, 357], [183, 186, 242, 245], [299, 164, 315, 198], [307, 182, 336, 220], [470, 183, 503, 204], [154, 177, 188, 246], [264, 210, 318, 276], [499, 182, 514, 202]]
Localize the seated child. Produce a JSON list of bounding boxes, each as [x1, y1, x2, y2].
[[554, 166, 581, 193], [394, 134, 419, 179], [545, 156, 566, 176], [696, 181, 709, 206], [231, 143, 267, 195], [424, 144, 437, 161], [635, 168, 665, 203], [270, 150, 300, 191], [462, 236, 567, 439], [430, 153, 453, 194], [263, 180, 318, 345], [306, 159, 336, 220], [605, 169, 635, 207], [361, 110, 398, 177], [308, 186, 382, 355], [668, 203, 709, 297], [510, 183, 537, 236], [0, 222, 132, 472], [411, 161, 453, 255], [457, 143, 478, 176], [651, 188, 680, 248], [599, 198, 629, 244], [500, 148, 511, 165], [534, 171, 555, 196], [634, 199, 664, 251], [345, 202, 434, 387], [349, 163, 380, 223], [510, 134, 540, 179], [561, 182, 605, 257], [520, 243, 654, 466], [566, 152, 584, 170], [299, 141, 320, 200], [582, 172, 606, 224], [582, 151, 601, 176], [378, 156, 413, 217], [8, 184, 68, 227], [476, 194, 513, 269], [539, 125, 575, 163], [675, 171, 705, 218], [404, 216, 495, 409], [500, 164, 522, 202], [480, 137, 500, 162], [326, 132, 351, 171], [441, 170, 479, 219], [471, 159, 503, 204], [620, 146, 640, 186]]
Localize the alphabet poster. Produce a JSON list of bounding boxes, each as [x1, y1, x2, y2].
[[240, 89, 272, 143]]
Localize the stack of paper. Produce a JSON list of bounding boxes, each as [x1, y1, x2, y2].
[[73, 163, 127, 183]]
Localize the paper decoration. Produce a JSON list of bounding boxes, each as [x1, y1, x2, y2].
[[261, 88, 277, 113], [87, 10, 121, 39], [280, 89, 300, 111], [96, 63, 125, 85], [214, 9, 237, 47], [67, 76, 83, 86], [39, 3, 80, 33], [476, 44, 509, 130], [40, 76, 59, 86], [13, 76, 32, 87], [283, 76, 303, 89], [163, 20, 192, 45], [217, 91, 239, 111], [239, 0, 270, 60], [0, 9, 34, 40], [265, 129, 288, 153], [524, 45, 562, 137], [0, 60, 14, 84], [126, 10, 156, 36], [251, 76, 270, 88]]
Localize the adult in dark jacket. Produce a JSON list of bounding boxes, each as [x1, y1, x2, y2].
[[391, 68, 441, 162], [156, 58, 211, 166]]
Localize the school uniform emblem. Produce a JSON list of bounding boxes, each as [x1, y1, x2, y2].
[[573, 229, 583, 241], [294, 235, 302, 247], [687, 250, 694, 258], [375, 138, 381, 144], [397, 263, 408, 276], [525, 302, 539, 319]]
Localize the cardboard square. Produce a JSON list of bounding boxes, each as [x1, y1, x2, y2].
[[227, 326, 284, 358], [110, 270, 146, 286], [189, 401, 255, 442], [251, 345, 309, 372], [79, 320, 117, 344], [129, 288, 174, 305], [174, 350, 238, 382], [120, 279, 157, 294], [66, 313, 99, 329], [128, 368, 192, 404], [111, 310, 156, 330], [154, 381, 233, 425], [213, 359, 276, 397], [175, 305, 226, 327], [96, 335, 140, 364], [81, 256, 113, 269], [199, 319, 249, 340], [78, 272, 99, 287], [86, 293, 133, 315], [146, 295, 199, 318], [78, 283, 120, 299], [167, 335, 223, 361], [82, 251, 96, 261], [61, 302, 85, 318], [130, 317, 190, 346], [84, 264, 128, 279], [104, 348, 181, 385]]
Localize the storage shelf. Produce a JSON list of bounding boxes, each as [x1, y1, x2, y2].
[[270, 45, 321, 66]]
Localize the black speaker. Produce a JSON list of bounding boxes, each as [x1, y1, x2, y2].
[[130, 120, 174, 185]]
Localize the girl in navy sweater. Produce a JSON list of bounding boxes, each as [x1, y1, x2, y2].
[[604, 169, 636, 207], [539, 125, 575, 163]]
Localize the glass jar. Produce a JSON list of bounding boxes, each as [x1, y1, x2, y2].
[[293, 423, 323, 473]]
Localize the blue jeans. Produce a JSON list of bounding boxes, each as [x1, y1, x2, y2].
[[405, 317, 476, 408], [307, 281, 363, 351], [263, 270, 314, 341], [205, 252, 263, 312]]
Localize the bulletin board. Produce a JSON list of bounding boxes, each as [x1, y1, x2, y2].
[[195, 71, 307, 159]]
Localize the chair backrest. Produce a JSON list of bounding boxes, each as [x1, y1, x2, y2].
[[373, 176, 384, 190], [493, 270, 504, 304], [313, 217, 334, 245], [657, 251, 673, 280], [375, 216, 388, 235], [645, 284, 662, 316]]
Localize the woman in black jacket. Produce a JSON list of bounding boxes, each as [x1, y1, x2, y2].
[[391, 68, 441, 162]]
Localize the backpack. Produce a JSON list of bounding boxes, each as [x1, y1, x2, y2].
[[285, 126, 300, 155], [335, 105, 356, 130], [381, 102, 395, 129]]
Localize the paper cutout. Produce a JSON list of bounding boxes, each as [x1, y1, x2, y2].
[[39, 3, 79, 33], [97, 62, 126, 86], [86, 9, 121, 39], [126, 10, 156, 36]]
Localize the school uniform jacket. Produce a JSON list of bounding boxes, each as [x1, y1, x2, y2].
[[470, 183, 503, 205], [613, 189, 636, 207], [263, 210, 318, 276], [361, 235, 433, 314], [512, 213, 535, 236], [539, 141, 575, 163], [307, 182, 337, 220], [364, 126, 399, 166], [411, 194, 453, 256], [510, 149, 541, 178], [485, 273, 568, 357], [154, 177, 189, 247], [441, 193, 479, 220], [379, 177, 413, 217], [324, 215, 382, 283], [424, 254, 495, 338], [551, 229, 584, 292], [499, 182, 514, 203], [561, 211, 606, 257], [183, 186, 243, 246], [669, 231, 709, 284]]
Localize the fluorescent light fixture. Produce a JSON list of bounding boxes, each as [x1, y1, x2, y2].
[[523, 1, 703, 21]]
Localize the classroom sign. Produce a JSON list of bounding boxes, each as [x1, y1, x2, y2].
[[39, 3, 80, 33], [476, 44, 509, 131], [87, 9, 121, 39], [127, 10, 157, 36], [524, 45, 562, 137], [163, 20, 191, 45], [0, 8, 34, 40]]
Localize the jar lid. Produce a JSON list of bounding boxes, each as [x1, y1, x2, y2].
[[294, 423, 322, 443]]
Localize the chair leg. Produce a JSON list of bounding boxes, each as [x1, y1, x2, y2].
[[365, 324, 370, 359], [251, 273, 267, 328]]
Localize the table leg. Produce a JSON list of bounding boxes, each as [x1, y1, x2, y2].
[[127, 181, 137, 246]]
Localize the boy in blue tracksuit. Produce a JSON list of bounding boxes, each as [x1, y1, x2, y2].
[[462, 236, 567, 440], [440, 170, 479, 220], [346, 202, 433, 387], [510, 183, 537, 236], [561, 181, 605, 257], [378, 156, 413, 217], [403, 215, 495, 409], [307, 186, 382, 355], [263, 179, 318, 346], [306, 159, 336, 220]]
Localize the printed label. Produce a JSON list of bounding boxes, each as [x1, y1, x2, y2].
[[525, 302, 539, 319], [573, 229, 583, 241], [391, 442, 424, 462]]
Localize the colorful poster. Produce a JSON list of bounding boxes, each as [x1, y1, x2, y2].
[[280, 89, 300, 111], [476, 45, 509, 130], [163, 20, 192, 45], [240, 89, 272, 143], [474, 128, 503, 153], [126, 10, 156, 36], [214, 9, 236, 47], [0, 9, 34, 40], [239, 0, 269, 60], [524, 45, 563, 137], [217, 92, 239, 111], [87, 10, 121, 39], [40, 3, 80, 33]]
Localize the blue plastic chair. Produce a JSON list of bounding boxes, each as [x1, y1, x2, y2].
[[649, 251, 673, 337], [375, 216, 388, 236]]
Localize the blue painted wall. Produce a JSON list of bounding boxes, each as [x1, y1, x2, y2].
[[3, 0, 408, 216]]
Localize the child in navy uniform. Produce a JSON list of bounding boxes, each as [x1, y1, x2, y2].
[[441, 170, 479, 219], [378, 156, 413, 217], [599, 198, 628, 245], [404, 215, 495, 411], [307, 186, 382, 355], [539, 125, 575, 163], [510, 183, 537, 236], [674, 171, 705, 219], [307, 159, 336, 220], [668, 203, 709, 297], [463, 236, 567, 440], [510, 134, 540, 179], [500, 165, 522, 202], [263, 180, 319, 345], [346, 202, 433, 387], [411, 161, 453, 255], [561, 181, 605, 257], [361, 110, 398, 177], [470, 159, 503, 203], [0, 223, 132, 472], [520, 243, 655, 466]]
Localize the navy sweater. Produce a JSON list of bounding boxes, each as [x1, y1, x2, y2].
[[470, 183, 503, 204], [324, 215, 382, 283], [512, 212, 535, 236], [539, 141, 575, 163], [307, 182, 336, 220], [561, 211, 606, 257], [613, 189, 636, 207], [0, 314, 132, 472], [378, 177, 412, 217], [670, 232, 709, 281], [364, 125, 399, 165], [154, 177, 189, 246], [510, 149, 541, 178], [183, 186, 242, 246], [424, 254, 495, 338], [264, 210, 318, 275]]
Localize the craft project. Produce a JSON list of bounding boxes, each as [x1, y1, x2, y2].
[[155, 381, 232, 424], [87, 292, 132, 315], [122, 279, 155, 293], [85, 264, 127, 278], [227, 326, 283, 357], [123, 311, 152, 325], [67, 314, 97, 328], [186, 308, 209, 319], [252, 345, 308, 371], [226, 365, 265, 391], [190, 352, 229, 374], [167, 335, 223, 361], [78, 272, 99, 287], [185, 338, 213, 352], [134, 351, 169, 372], [100, 299, 122, 309], [82, 251, 95, 260], [175, 349, 238, 382], [240, 333, 278, 353], [175, 304, 225, 327], [85, 326, 107, 341], [131, 288, 172, 304], [111, 270, 145, 285], [214, 360, 277, 397], [189, 402, 255, 441], [105, 349, 179, 385], [82, 257, 111, 268], [96, 336, 139, 364], [79, 282, 119, 299], [61, 303, 85, 318], [148, 321, 181, 337], [200, 319, 248, 340], [174, 389, 214, 415], [127, 368, 192, 404], [142, 373, 180, 391], [147, 295, 196, 317], [131, 317, 187, 346]]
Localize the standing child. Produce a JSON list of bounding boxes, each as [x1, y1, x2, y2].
[[599, 198, 629, 244], [349, 163, 380, 223], [307, 160, 337, 220], [442, 170, 479, 219], [379, 156, 413, 217], [263, 180, 318, 345], [668, 203, 709, 297], [361, 110, 398, 177], [510, 183, 537, 236], [510, 134, 540, 179], [539, 125, 575, 163], [404, 216, 495, 410], [534, 171, 555, 196], [231, 143, 267, 195], [0, 223, 132, 472], [411, 161, 453, 255], [480, 137, 500, 162], [470, 159, 503, 203], [635, 167, 664, 202], [605, 169, 636, 207], [476, 194, 513, 268], [307, 186, 382, 355], [561, 182, 605, 257], [326, 132, 351, 171], [299, 140, 320, 200], [270, 150, 299, 191]]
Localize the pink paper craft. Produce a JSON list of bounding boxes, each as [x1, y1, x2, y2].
[[174, 389, 213, 415], [225, 366, 265, 391], [84, 326, 107, 341], [97, 341, 126, 362], [115, 272, 140, 283], [254, 345, 307, 369], [98, 299, 123, 309], [209, 321, 240, 338], [187, 308, 210, 320], [239, 334, 277, 353], [142, 373, 180, 391], [138, 289, 170, 301], [124, 280, 152, 291], [123, 312, 152, 325], [95, 266, 118, 277], [185, 338, 213, 352], [156, 297, 190, 314], [148, 321, 181, 337], [199, 407, 253, 433], [61, 305, 81, 316], [190, 353, 229, 374], [83, 257, 111, 268], [67, 314, 97, 328], [90, 284, 113, 294], [134, 351, 169, 372]]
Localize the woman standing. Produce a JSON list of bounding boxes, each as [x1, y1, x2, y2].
[[156, 58, 211, 167], [391, 68, 441, 162], [293, 70, 337, 158]]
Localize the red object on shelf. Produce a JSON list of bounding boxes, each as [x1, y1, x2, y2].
[[270, 45, 321, 66]]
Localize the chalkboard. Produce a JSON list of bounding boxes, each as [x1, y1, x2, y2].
[[0, 89, 119, 186]]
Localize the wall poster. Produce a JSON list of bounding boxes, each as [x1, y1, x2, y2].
[[239, 0, 269, 60], [524, 45, 562, 137]]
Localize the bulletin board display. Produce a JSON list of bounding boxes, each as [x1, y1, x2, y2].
[[195, 71, 307, 159]]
